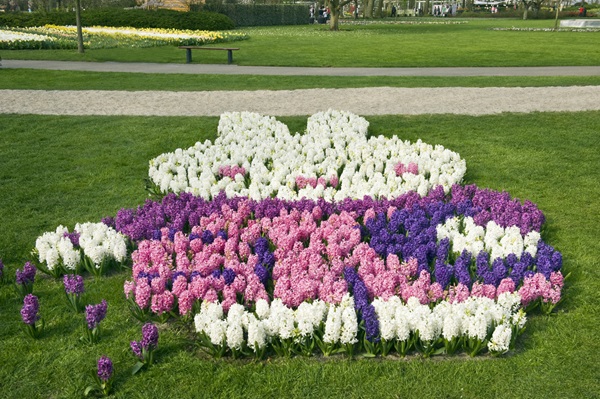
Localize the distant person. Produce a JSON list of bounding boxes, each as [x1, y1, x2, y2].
[[392, 5, 397, 17]]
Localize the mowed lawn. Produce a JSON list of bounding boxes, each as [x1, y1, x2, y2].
[[0, 111, 599, 398], [3, 19, 600, 67]]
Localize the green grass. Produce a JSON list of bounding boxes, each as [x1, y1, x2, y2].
[[1, 112, 599, 398], [3, 19, 600, 67], [2, 69, 600, 90]]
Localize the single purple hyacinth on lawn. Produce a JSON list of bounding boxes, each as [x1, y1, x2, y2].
[[16, 262, 36, 286], [64, 274, 84, 295], [141, 322, 159, 350], [131, 340, 143, 359], [97, 356, 113, 382], [86, 300, 108, 329], [0, 258, 4, 279], [21, 294, 40, 325]]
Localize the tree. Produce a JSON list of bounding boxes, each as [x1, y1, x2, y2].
[[521, 0, 546, 19], [328, 0, 354, 31], [75, 0, 84, 53]]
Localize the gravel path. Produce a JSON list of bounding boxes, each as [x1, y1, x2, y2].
[[1, 86, 599, 116]]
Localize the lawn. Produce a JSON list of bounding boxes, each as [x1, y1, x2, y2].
[[1, 17, 599, 399], [2, 19, 600, 67], [0, 112, 599, 398]]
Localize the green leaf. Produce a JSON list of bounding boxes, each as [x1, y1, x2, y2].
[[131, 361, 145, 375]]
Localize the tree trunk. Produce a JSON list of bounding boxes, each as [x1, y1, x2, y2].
[[365, 0, 374, 17], [522, 6, 528, 20], [75, 0, 84, 53], [330, 8, 340, 30], [375, 0, 384, 17]]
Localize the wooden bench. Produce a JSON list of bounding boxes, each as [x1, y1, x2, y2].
[[178, 46, 240, 64]]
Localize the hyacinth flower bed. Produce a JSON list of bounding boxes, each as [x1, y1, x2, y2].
[[0, 25, 248, 50], [28, 110, 565, 362]]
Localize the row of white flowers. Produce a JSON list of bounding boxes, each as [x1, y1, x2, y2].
[[34, 222, 127, 272], [0, 29, 55, 43], [148, 110, 467, 201], [194, 293, 525, 356], [436, 216, 541, 260]]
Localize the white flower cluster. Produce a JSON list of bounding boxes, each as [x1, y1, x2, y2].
[[148, 110, 466, 201], [436, 216, 541, 260], [0, 29, 55, 44], [194, 295, 358, 352], [75, 222, 128, 267], [34, 223, 127, 272], [373, 293, 526, 353], [34, 226, 80, 272]]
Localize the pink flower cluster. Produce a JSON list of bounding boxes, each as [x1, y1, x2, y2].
[[518, 271, 564, 307], [218, 165, 246, 179], [295, 174, 339, 190], [394, 162, 419, 176]]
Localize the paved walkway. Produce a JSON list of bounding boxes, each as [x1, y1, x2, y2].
[[3, 59, 600, 76]]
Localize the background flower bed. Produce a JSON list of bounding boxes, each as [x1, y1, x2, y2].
[[0, 25, 248, 50], [0, 113, 597, 398]]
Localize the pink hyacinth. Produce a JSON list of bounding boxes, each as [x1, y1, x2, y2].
[[134, 279, 152, 309], [446, 283, 471, 303], [124, 280, 135, 300], [496, 278, 516, 296], [150, 291, 174, 315], [471, 282, 496, 299]]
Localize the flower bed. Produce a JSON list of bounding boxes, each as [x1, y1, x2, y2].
[[0, 28, 76, 49], [31, 110, 564, 360], [0, 25, 248, 50]]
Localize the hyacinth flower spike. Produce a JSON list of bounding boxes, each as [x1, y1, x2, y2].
[[81, 300, 108, 344], [85, 356, 114, 397], [21, 294, 44, 339], [130, 322, 159, 375]]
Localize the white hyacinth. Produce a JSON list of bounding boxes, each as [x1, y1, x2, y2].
[[75, 222, 127, 267], [148, 110, 466, 201], [436, 216, 540, 260], [34, 225, 80, 271]]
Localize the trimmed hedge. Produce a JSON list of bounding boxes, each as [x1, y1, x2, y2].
[[0, 9, 234, 30], [201, 3, 309, 27]]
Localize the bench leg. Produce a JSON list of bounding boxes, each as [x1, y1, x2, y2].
[[227, 50, 233, 64], [185, 48, 192, 64]]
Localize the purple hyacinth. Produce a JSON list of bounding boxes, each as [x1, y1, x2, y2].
[[201, 230, 214, 244], [222, 268, 236, 285], [97, 356, 113, 382], [63, 274, 84, 295], [344, 267, 380, 343], [16, 262, 36, 286], [21, 294, 40, 325], [85, 300, 107, 329], [131, 340, 143, 359], [141, 322, 159, 350], [63, 231, 80, 247], [0, 258, 4, 279]]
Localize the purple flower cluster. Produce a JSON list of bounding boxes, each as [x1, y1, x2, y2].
[[16, 262, 36, 286], [63, 231, 80, 247], [451, 184, 545, 235], [85, 300, 108, 329], [254, 237, 275, 285], [131, 323, 159, 362], [141, 322, 159, 350], [345, 267, 380, 343], [63, 274, 84, 295], [21, 294, 40, 325], [96, 356, 113, 382], [0, 258, 4, 280]]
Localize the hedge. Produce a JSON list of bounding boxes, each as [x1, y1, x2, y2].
[[201, 3, 309, 27], [0, 9, 234, 30]]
